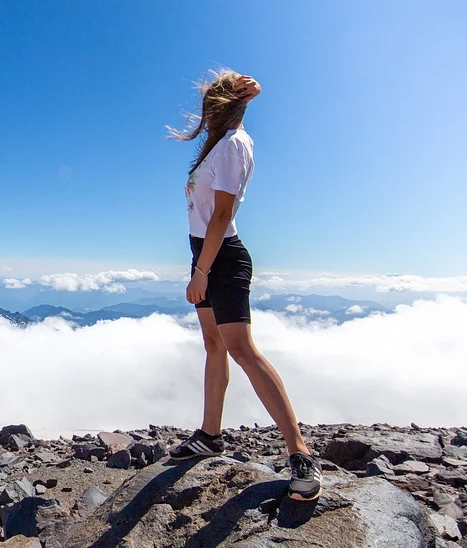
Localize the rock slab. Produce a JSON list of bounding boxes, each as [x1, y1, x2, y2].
[[67, 455, 430, 548]]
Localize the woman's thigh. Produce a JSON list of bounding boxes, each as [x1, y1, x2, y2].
[[196, 307, 226, 354], [217, 322, 259, 364]]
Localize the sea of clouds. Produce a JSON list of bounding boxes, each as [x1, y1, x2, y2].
[[1, 293, 466, 439]]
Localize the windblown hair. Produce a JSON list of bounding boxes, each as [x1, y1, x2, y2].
[[167, 69, 247, 175]]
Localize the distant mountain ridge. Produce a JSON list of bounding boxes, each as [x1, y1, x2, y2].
[[22, 300, 191, 327], [252, 293, 389, 323], [0, 293, 390, 329], [0, 307, 31, 327]]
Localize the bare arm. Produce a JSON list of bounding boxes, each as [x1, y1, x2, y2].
[[186, 190, 236, 304], [234, 75, 262, 102]]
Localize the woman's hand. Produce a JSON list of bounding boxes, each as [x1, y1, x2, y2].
[[234, 75, 261, 102], [186, 270, 208, 304]]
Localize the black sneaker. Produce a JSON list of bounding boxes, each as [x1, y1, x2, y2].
[[168, 429, 225, 461], [288, 451, 322, 501]]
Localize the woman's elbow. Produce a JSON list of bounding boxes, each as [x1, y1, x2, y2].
[[212, 209, 233, 223]]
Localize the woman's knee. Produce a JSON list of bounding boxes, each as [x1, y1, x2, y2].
[[226, 343, 258, 368], [203, 333, 226, 355]]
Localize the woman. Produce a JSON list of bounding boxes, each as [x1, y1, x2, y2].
[[168, 69, 322, 501]]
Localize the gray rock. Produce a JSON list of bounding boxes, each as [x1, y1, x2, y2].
[[233, 451, 252, 462], [34, 478, 58, 489], [106, 449, 131, 469], [152, 440, 167, 463], [73, 485, 108, 516], [35, 498, 77, 547], [342, 476, 429, 548], [367, 455, 395, 476], [434, 490, 458, 507], [0, 477, 36, 505], [434, 540, 462, 548], [8, 434, 33, 451], [0, 497, 63, 539], [439, 503, 464, 521], [0, 452, 25, 470], [429, 512, 461, 541], [1, 535, 42, 547], [442, 457, 467, 467], [128, 430, 153, 441], [436, 470, 467, 487], [137, 453, 148, 468], [0, 425, 33, 446], [72, 443, 105, 461], [97, 431, 134, 453], [131, 442, 153, 462], [324, 429, 443, 470], [451, 431, 467, 447], [35, 484, 47, 495], [57, 457, 73, 468], [34, 451, 58, 464], [444, 445, 467, 460], [66, 456, 430, 548], [392, 460, 430, 475]]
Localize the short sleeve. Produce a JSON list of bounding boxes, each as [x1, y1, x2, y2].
[[211, 143, 246, 196]]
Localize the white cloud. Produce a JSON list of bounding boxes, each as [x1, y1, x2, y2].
[[1, 266, 13, 273], [307, 308, 330, 316], [253, 272, 467, 293], [1, 294, 466, 437], [346, 305, 365, 314], [256, 293, 271, 301], [2, 278, 32, 289], [285, 304, 303, 313], [38, 269, 159, 292], [3, 262, 467, 297]]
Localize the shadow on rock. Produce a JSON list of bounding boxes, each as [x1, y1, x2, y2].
[[185, 478, 319, 547], [76, 457, 201, 548]]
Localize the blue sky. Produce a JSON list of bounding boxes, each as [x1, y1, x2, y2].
[[1, 0, 466, 277]]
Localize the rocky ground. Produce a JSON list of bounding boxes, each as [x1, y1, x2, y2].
[[0, 421, 466, 547]]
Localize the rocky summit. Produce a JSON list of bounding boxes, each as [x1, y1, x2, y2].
[[0, 422, 466, 547]]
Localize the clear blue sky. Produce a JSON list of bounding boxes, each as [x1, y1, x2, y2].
[[1, 0, 466, 276]]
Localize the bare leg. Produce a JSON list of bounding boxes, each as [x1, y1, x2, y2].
[[217, 322, 309, 456], [196, 308, 229, 437]]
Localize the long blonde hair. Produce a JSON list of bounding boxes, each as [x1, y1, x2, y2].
[[167, 69, 247, 175]]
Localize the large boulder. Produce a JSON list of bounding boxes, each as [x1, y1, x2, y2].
[[0, 497, 69, 540], [73, 485, 108, 517], [0, 425, 33, 446], [97, 431, 135, 454], [0, 478, 35, 505], [324, 429, 443, 470], [67, 455, 431, 548]]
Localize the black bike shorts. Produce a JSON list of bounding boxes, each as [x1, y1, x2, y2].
[[189, 234, 253, 325]]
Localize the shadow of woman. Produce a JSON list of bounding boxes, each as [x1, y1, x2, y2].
[[71, 457, 320, 548], [185, 477, 319, 547]]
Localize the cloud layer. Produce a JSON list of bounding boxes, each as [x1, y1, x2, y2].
[[1, 294, 466, 439], [2, 277, 32, 289], [38, 269, 159, 293], [253, 272, 467, 293], [3, 268, 467, 294]]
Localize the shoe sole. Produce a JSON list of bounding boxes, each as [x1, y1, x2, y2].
[[288, 486, 322, 501], [169, 449, 225, 461]]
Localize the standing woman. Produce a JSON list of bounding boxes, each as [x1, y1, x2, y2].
[[168, 69, 322, 501]]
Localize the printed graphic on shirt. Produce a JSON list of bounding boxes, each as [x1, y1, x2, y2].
[[185, 172, 196, 213]]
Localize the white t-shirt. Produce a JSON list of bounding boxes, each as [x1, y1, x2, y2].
[[185, 128, 254, 238]]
